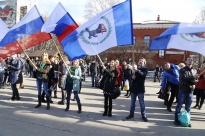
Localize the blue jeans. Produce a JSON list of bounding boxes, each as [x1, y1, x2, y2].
[[175, 90, 193, 121], [65, 82, 81, 107], [130, 93, 146, 116], [91, 73, 97, 87], [36, 78, 49, 97]]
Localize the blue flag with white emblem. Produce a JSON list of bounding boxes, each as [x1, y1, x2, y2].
[[150, 23, 205, 56], [62, 0, 133, 60]]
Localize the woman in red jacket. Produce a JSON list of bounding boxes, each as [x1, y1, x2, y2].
[[193, 62, 205, 110], [115, 60, 123, 87]]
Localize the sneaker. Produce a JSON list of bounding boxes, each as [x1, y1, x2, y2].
[[142, 116, 148, 122], [125, 114, 134, 119], [174, 120, 180, 126], [167, 107, 172, 112]]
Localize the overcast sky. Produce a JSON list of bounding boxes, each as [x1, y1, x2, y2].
[[18, 0, 205, 23]]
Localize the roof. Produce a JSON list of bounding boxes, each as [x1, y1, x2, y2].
[[133, 20, 180, 29]]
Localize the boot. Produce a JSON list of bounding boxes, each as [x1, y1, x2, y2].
[[126, 91, 130, 98], [193, 95, 199, 108], [15, 91, 20, 100], [46, 96, 50, 110], [124, 91, 128, 96], [10, 91, 15, 101], [78, 105, 82, 114], [35, 95, 42, 108], [108, 105, 112, 117], [65, 102, 70, 111], [199, 99, 204, 110], [49, 91, 53, 103], [156, 90, 161, 94], [58, 90, 65, 105], [41, 91, 46, 103], [103, 106, 108, 116], [54, 90, 57, 98]]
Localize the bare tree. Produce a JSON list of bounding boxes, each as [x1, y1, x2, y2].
[[134, 40, 155, 68], [84, 0, 121, 20], [193, 7, 205, 68]]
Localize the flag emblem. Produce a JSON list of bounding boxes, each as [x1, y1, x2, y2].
[[79, 16, 112, 45]]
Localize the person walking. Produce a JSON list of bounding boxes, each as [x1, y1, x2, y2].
[[64, 59, 82, 113], [154, 64, 160, 82], [90, 59, 99, 87], [174, 57, 199, 127], [125, 58, 148, 122]]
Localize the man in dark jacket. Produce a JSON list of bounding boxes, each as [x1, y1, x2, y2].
[[174, 57, 199, 127], [125, 57, 148, 122], [7, 54, 23, 101], [89, 59, 99, 87]]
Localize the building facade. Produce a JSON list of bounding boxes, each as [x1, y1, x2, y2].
[[98, 16, 190, 70]]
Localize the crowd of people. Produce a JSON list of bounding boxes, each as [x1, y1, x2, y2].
[[0, 53, 204, 127]]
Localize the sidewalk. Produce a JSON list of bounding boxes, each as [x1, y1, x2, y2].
[[0, 76, 204, 136]]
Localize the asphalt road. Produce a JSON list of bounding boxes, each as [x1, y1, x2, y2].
[[0, 76, 204, 136]]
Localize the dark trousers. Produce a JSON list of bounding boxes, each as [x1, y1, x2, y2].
[[104, 93, 112, 113], [167, 83, 179, 108]]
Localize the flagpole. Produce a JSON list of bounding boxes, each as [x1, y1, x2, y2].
[[132, 40, 135, 65], [52, 39, 71, 76], [89, 41, 104, 65], [16, 36, 37, 68]]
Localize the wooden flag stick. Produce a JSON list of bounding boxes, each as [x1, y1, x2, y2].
[[52, 39, 71, 76]]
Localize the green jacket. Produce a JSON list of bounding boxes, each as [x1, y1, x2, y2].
[[35, 61, 51, 82], [66, 65, 82, 92]]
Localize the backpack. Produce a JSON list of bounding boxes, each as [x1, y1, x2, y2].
[[90, 63, 96, 72]]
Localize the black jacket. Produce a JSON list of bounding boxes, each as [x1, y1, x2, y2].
[[100, 68, 118, 93], [130, 67, 148, 94], [8, 58, 23, 85], [179, 66, 197, 93]]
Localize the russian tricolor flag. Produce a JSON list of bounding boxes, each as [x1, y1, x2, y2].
[[0, 6, 51, 58], [0, 19, 9, 41], [41, 2, 78, 43]]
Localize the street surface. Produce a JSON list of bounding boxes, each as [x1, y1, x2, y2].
[[0, 76, 204, 136]]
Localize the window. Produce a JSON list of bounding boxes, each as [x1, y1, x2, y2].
[[159, 50, 165, 58], [133, 36, 136, 44], [144, 35, 150, 46]]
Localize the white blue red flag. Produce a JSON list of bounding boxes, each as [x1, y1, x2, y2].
[[0, 19, 9, 41], [41, 2, 78, 42], [62, 0, 133, 60], [150, 23, 205, 56], [0, 6, 51, 58]]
